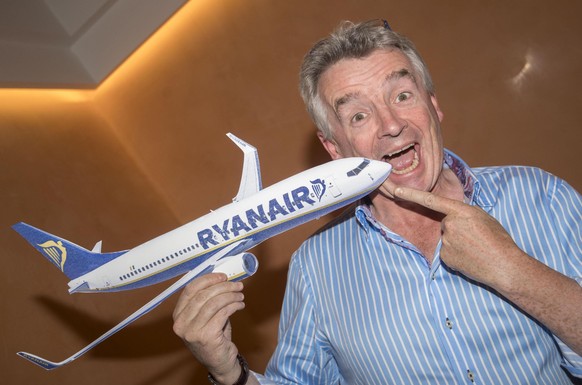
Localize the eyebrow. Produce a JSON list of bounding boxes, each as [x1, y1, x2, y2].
[[385, 68, 417, 85], [334, 92, 360, 113]]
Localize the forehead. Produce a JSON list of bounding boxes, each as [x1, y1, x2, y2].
[[318, 49, 416, 106]]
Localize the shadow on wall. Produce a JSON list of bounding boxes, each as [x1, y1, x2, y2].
[[32, 296, 181, 359]]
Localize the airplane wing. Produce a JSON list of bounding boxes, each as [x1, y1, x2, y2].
[[227, 133, 262, 202], [18, 240, 257, 370]]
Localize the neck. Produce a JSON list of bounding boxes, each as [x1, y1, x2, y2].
[[367, 168, 464, 259]]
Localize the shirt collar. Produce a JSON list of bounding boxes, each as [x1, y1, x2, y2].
[[443, 149, 478, 204], [355, 149, 494, 233]]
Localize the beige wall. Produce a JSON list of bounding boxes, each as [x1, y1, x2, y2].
[[3, 1, 581, 384]]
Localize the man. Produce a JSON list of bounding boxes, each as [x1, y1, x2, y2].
[[173, 20, 582, 384]]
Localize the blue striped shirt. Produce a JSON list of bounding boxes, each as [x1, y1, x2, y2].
[[256, 150, 582, 385]]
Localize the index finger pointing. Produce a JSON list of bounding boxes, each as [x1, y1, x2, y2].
[[393, 186, 461, 215]]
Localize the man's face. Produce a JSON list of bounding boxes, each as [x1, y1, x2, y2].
[[318, 49, 445, 196]]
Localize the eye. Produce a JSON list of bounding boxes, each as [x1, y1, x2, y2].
[[395, 92, 412, 103], [351, 112, 367, 123]]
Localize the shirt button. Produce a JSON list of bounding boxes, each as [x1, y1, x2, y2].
[[467, 369, 475, 383], [445, 318, 453, 329]]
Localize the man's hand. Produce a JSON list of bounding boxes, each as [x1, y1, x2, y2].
[[173, 273, 246, 384], [393, 185, 523, 289], [393, 186, 582, 354]]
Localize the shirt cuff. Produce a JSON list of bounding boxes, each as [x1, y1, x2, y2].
[[252, 371, 278, 385]]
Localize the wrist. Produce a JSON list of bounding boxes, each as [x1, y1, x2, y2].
[[208, 354, 249, 385], [493, 249, 537, 297]]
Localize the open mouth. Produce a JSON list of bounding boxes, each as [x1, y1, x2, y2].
[[383, 143, 419, 175]]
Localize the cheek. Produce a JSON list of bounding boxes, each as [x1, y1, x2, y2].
[[351, 137, 377, 158], [427, 132, 443, 167], [421, 117, 443, 150], [334, 131, 363, 157], [327, 136, 355, 159]]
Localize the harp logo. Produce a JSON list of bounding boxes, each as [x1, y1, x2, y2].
[[310, 179, 326, 202], [38, 240, 67, 272]]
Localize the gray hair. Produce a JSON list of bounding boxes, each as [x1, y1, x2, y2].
[[299, 20, 435, 139]]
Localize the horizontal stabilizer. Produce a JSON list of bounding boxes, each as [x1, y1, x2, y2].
[[91, 241, 102, 253], [68, 281, 90, 294]]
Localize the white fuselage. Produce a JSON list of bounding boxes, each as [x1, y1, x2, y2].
[[68, 157, 391, 293]]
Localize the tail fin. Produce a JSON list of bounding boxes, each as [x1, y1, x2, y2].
[[13, 222, 125, 280]]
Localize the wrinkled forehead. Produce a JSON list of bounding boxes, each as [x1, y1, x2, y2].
[[317, 49, 418, 108]]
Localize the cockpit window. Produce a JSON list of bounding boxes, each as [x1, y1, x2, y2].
[[347, 159, 370, 177]]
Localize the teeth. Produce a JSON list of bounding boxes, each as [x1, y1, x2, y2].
[[387, 143, 414, 158], [391, 149, 419, 175]]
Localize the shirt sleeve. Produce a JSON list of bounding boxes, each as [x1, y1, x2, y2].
[[548, 178, 582, 376], [262, 250, 340, 384], [253, 371, 278, 385]]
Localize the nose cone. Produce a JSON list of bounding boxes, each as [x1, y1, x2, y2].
[[367, 159, 392, 185]]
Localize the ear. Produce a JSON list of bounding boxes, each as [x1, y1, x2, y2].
[[317, 131, 343, 160], [430, 94, 444, 122]]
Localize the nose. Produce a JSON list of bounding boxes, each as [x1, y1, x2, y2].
[[377, 106, 407, 138]]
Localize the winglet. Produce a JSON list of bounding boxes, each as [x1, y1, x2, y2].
[[227, 133, 262, 202], [17, 351, 62, 370]]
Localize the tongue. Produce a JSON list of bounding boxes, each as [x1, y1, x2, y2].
[[389, 148, 415, 171]]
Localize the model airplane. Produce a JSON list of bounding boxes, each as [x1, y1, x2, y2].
[[14, 133, 392, 370]]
